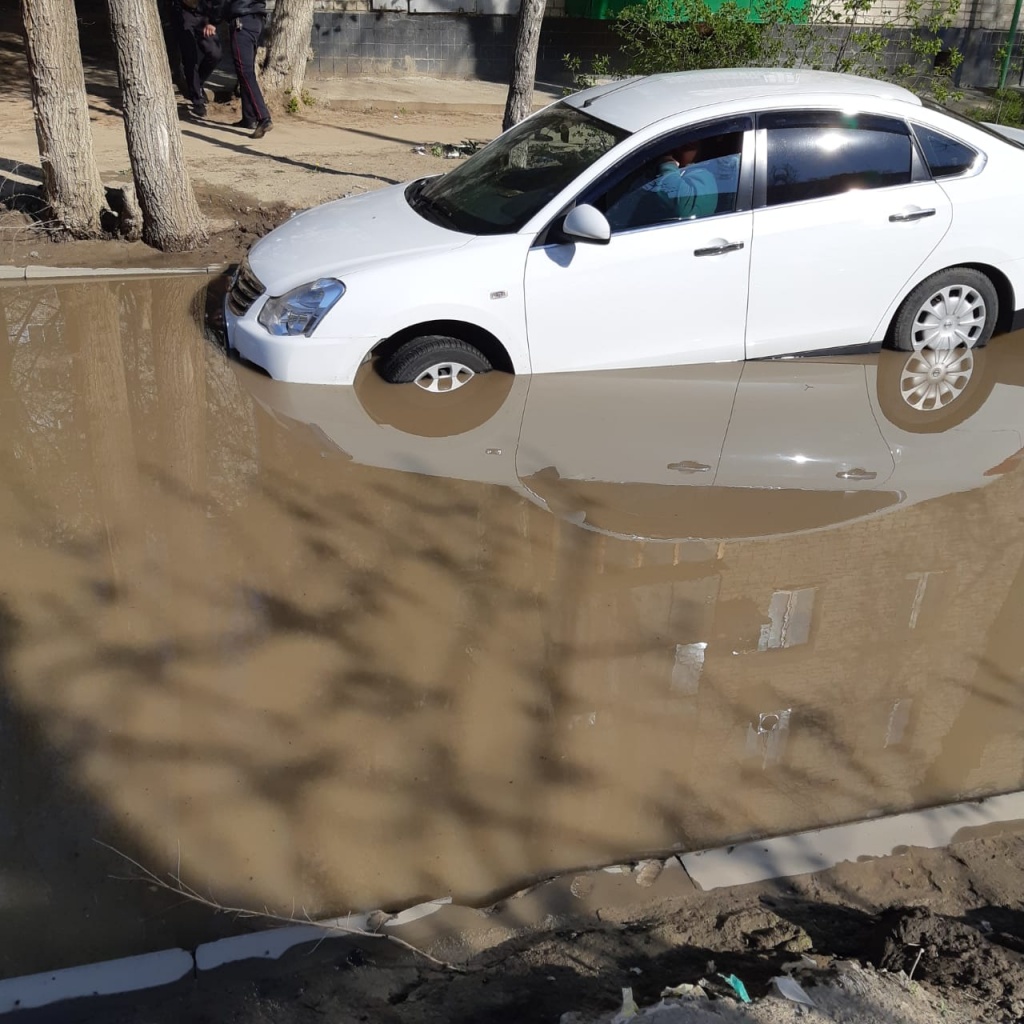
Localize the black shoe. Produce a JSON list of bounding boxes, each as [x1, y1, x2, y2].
[[191, 103, 207, 118], [251, 118, 273, 140], [232, 118, 257, 128]]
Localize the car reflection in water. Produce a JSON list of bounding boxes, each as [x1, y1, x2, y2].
[[234, 336, 1024, 542]]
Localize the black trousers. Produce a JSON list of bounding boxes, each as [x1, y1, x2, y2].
[[176, 7, 221, 107], [230, 14, 269, 125]]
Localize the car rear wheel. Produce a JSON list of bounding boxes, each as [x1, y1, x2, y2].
[[875, 341, 996, 433], [377, 335, 492, 393], [891, 267, 998, 353]]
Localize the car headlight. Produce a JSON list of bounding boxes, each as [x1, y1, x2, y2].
[[258, 279, 345, 337]]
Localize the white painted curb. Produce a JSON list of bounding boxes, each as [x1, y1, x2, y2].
[[679, 790, 1024, 890], [0, 265, 227, 281], [0, 949, 193, 1013], [196, 914, 372, 971]]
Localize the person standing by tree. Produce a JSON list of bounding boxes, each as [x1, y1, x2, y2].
[[210, 0, 272, 138], [174, 0, 221, 119]]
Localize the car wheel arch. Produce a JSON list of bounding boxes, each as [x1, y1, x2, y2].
[[882, 262, 1016, 348], [373, 320, 516, 375]]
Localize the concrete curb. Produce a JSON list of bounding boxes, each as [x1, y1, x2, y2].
[[0, 950, 194, 1014], [678, 789, 1024, 891], [0, 265, 229, 281], [2, 791, 1022, 1016]]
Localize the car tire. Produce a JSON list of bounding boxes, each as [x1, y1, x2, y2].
[[890, 267, 998, 352], [875, 342, 996, 434], [354, 360, 515, 438], [377, 335, 492, 393]]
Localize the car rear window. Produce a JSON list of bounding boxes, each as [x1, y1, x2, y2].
[[913, 124, 978, 177], [923, 99, 1024, 151], [761, 112, 913, 207]]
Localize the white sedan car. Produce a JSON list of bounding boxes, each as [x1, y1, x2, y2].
[[224, 68, 1024, 397]]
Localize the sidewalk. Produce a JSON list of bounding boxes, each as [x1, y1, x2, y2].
[[300, 73, 564, 113]]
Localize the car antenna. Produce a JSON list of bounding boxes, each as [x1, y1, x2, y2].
[[581, 75, 642, 107]]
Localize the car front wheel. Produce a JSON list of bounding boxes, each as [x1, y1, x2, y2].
[[377, 335, 492, 393], [891, 268, 998, 352]]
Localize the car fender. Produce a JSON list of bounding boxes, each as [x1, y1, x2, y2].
[[313, 235, 534, 372]]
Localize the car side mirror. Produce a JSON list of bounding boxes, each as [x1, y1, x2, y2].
[[562, 204, 611, 245]]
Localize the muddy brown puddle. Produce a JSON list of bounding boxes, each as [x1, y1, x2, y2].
[[2, 275, 1024, 977]]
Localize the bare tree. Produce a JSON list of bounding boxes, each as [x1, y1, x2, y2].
[[258, 0, 315, 104], [106, 0, 209, 251], [19, 0, 108, 238], [502, 0, 546, 132]]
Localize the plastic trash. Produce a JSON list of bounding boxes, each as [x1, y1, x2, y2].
[[772, 975, 817, 1007], [719, 974, 752, 1003], [660, 982, 708, 1000], [612, 987, 639, 1021]]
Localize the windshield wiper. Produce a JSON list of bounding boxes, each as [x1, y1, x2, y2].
[[406, 180, 462, 231]]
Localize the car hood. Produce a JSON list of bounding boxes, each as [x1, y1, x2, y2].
[[246, 182, 471, 294]]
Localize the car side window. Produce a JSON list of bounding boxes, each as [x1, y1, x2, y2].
[[588, 119, 749, 233], [761, 112, 913, 207], [912, 124, 978, 177]]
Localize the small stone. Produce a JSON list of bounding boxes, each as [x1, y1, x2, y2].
[[634, 859, 664, 887], [570, 875, 594, 899]]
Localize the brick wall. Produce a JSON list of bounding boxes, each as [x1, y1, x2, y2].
[[308, 11, 619, 80]]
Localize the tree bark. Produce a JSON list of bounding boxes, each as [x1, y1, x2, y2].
[[106, 0, 209, 251], [258, 0, 315, 105], [19, 0, 108, 238], [502, 0, 546, 132]]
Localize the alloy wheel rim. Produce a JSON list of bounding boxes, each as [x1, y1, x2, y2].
[[912, 284, 986, 349], [898, 343, 975, 412], [413, 361, 475, 393]]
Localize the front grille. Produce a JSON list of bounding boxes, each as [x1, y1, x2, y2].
[[227, 258, 265, 316]]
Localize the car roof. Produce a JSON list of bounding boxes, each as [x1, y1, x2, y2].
[[562, 68, 921, 133]]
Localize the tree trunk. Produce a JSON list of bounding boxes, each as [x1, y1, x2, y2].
[[19, 0, 108, 238], [502, 0, 546, 132], [258, 0, 315, 105], [106, 0, 209, 251]]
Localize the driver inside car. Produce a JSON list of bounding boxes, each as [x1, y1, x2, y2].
[[607, 139, 720, 230]]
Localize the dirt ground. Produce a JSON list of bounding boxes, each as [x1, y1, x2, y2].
[[64, 828, 1024, 1024], [0, 15, 509, 270]]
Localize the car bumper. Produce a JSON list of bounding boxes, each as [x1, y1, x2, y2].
[[224, 299, 374, 385]]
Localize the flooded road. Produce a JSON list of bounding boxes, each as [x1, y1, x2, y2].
[[2, 276, 1024, 977]]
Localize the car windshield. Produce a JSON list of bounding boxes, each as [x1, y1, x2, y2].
[[923, 99, 1024, 150], [408, 104, 629, 235]]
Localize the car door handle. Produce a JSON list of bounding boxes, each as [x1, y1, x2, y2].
[[694, 241, 745, 257], [667, 460, 711, 473], [889, 208, 936, 223], [836, 468, 877, 481]]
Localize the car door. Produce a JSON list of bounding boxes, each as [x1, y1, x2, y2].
[[523, 117, 754, 374], [716, 359, 896, 491], [514, 364, 741, 539], [745, 111, 953, 360]]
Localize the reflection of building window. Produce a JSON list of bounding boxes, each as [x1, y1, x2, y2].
[[885, 699, 912, 747], [745, 708, 792, 768], [906, 571, 943, 630], [671, 642, 707, 695], [758, 588, 816, 651]]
